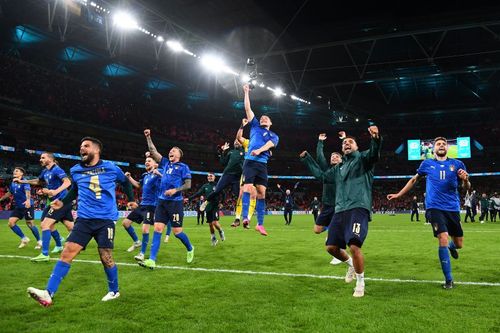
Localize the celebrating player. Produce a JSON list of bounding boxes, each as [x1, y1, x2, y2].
[[189, 173, 225, 246], [139, 129, 194, 269], [27, 137, 136, 306], [14, 152, 74, 261], [122, 153, 162, 261], [0, 167, 41, 249], [277, 182, 299, 225], [387, 136, 470, 289], [241, 84, 279, 236]]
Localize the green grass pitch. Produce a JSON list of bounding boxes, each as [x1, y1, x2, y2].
[[1, 214, 499, 333]]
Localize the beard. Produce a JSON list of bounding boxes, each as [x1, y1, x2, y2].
[[81, 152, 95, 163]]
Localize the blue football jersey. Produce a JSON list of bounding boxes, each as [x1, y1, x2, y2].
[[158, 158, 191, 201], [417, 158, 466, 212], [140, 170, 161, 206], [10, 181, 33, 206], [38, 164, 69, 200], [245, 118, 279, 164], [70, 160, 127, 220]]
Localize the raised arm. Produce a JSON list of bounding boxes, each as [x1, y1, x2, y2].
[[387, 174, 422, 200], [243, 84, 255, 122], [144, 129, 162, 162], [458, 169, 471, 191], [236, 118, 248, 144], [250, 140, 275, 157], [13, 178, 42, 186], [219, 142, 230, 166], [300, 151, 327, 181], [361, 126, 382, 169], [316, 133, 329, 171], [125, 172, 141, 189]]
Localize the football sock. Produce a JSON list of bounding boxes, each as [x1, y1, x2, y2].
[[125, 225, 139, 242], [42, 230, 52, 255], [175, 232, 193, 251], [439, 246, 453, 282], [104, 265, 119, 293], [52, 230, 62, 247], [10, 225, 25, 239], [46, 261, 71, 297], [256, 199, 266, 226], [149, 231, 162, 261]]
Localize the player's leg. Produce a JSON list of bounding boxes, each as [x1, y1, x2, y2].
[[27, 218, 90, 306], [233, 184, 244, 226], [169, 201, 194, 262], [249, 185, 257, 220], [447, 211, 464, 260], [345, 209, 369, 297], [289, 209, 293, 225], [98, 248, 120, 301], [8, 213, 29, 247], [325, 214, 355, 283], [206, 207, 218, 245], [164, 221, 172, 243], [429, 210, 455, 288], [25, 206, 40, 246], [32, 215, 57, 260], [283, 209, 288, 224], [197, 210, 201, 225], [211, 209, 224, 241], [122, 207, 142, 251]]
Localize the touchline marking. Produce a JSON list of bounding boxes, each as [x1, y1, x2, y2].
[[1, 254, 499, 287]]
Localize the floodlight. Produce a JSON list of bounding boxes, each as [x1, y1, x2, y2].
[[201, 54, 226, 73], [240, 73, 251, 83], [156, 36, 164, 42], [167, 40, 183, 52], [113, 11, 139, 30], [274, 87, 284, 97]]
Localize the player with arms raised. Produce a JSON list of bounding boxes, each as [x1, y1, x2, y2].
[[387, 137, 470, 289]]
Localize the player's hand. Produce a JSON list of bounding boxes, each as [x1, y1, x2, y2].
[[144, 129, 151, 137], [318, 133, 327, 141], [368, 126, 379, 139], [457, 169, 469, 180], [338, 131, 346, 140], [153, 169, 162, 176], [250, 149, 260, 156], [145, 151, 151, 158], [127, 201, 138, 210], [165, 189, 177, 197], [243, 84, 250, 93], [299, 150, 308, 158], [241, 118, 249, 126], [41, 188, 51, 195], [125, 172, 131, 178], [50, 200, 63, 210], [24, 200, 31, 209], [183, 198, 189, 203], [386, 193, 399, 201], [12, 177, 22, 183], [221, 142, 230, 151], [45, 190, 56, 198]]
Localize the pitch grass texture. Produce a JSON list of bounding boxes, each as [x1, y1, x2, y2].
[[1, 214, 499, 333]]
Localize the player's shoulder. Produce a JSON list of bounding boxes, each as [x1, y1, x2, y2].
[[448, 158, 465, 166], [70, 163, 82, 173]]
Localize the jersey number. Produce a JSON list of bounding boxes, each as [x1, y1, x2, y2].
[[439, 170, 446, 180], [89, 175, 102, 199], [107, 228, 114, 240], [352, 223, 361, 234], [172, 214, 180, 222]]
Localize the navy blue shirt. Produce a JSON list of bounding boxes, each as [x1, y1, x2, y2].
[[417, 158, 466, 212], [158, 158, 191, 201], [245, 118, 279, 164], [70, 160, 127, 220], [38, 164, 69, 200], [10, 181, 33, 207], [140, 170, 161, 206]]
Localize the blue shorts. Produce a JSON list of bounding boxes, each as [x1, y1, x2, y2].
[[155, 200, 184, 227], [326, 208, 370, 248], [242, 160, 268, 187], [127, 205, 156, 225], [67, 218, 116, 249], [427, 209, 463, 237], [41, 204, 74, 223], [214, 173, 241, 197], [10, 207, 35, 220], [315, 205, 335, 227]]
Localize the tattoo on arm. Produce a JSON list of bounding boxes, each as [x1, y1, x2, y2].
[[175, 179, 192, 192]]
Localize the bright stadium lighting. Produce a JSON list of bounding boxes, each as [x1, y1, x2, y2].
[[251, 79, 257, 85], [156, 36, 164, 42], [201, 54, 227, 73], [240, 73, 250, 83], [167, 40, 184, 52], [274, 87, 284, 97], [113, 11, 139, 31]]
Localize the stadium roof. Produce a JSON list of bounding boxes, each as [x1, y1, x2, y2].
[[2, 0, 500, 126]]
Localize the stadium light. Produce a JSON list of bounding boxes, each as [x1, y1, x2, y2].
[[156, 36, 164, 42], [240, 73, 251, 83], [113, 11, 139, 31], [274, 87, 284, 97], [167, 40, 183, 52], [201, 54, 235, 75]]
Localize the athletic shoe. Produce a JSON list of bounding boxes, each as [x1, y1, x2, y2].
[[449, 247, 459, 260], [442, 280, 454, 289], [134, 253, 145, 261], [330, 257, 342, 265], [127, 240, 142, 252], [138, 259, 156, 269], [353, 284, 365, 297], [164, 235, 170, 243], [51, 246, 63, 254], [243, 219, 250, 229], [101, 291, 120, 302], [219, 230, 225, 241], [199, 201, 208, 212], [255, 225, 268, 236], [187, 247, 195, 263], [27, 287, 52, 307], [231, 219, 240, 227], [211, 238, 218, 246], [31, 253, 50, 262], [345, 266, 356, 283], [34, 240, 42, 250], [18, 237, 30, 248]]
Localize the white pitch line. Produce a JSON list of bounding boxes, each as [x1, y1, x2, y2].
[[1, 254, 499, 287]]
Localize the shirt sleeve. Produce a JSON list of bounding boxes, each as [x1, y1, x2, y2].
[[38, 171, 45, 181], [54, 167, 68, 181], [113, 164, 127, 183], [269, 133, 279, 148], [182, 165, 192, 180], [250, 117, 260, 128], [416, 160, 428, 176], [159, 157, 168, 170], [24, 183, 31, 191], [458, 160, 467, 172]]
